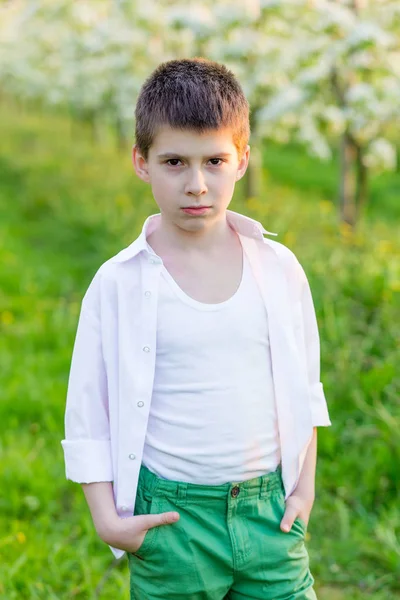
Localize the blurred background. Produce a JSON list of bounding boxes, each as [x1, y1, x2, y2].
[[0, 1, 399, 598]]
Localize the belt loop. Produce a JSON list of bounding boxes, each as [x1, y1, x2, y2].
[[175, 481, 187, 507], [259, 476, 269, 499]]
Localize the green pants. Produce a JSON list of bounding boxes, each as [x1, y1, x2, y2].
[[128, 462, 317, 599]]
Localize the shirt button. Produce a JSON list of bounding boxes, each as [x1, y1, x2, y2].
[[231, 486, 240, 498], [121, 505, 128, 511], [137, 401, 144, 407], [145, 291, 151, 297], [143, 346, 150, 352], [129, 454, 136, 460]]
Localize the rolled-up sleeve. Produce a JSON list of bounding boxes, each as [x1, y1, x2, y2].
[[297, 261, 332, 427], [61, 304, 113, 483]]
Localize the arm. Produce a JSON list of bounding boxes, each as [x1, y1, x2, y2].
[[81, 482, 120, 541], [280, 427, 317, 533], [61, 304, 113, 483], [297, 261, 331, 428], [293, 427, 317, 502], [81, 481, 180, 552], [280, 257, 330, 533], [61, 281, 117, 536], [61, 283, 180, 553]]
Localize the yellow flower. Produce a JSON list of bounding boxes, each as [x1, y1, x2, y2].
[[377, 240, 393, 255], [1, 311, 14, 325], [16, 532, 26, 544], [389, 281, 400, 292]]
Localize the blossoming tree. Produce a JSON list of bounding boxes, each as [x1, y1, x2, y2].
[[1, 0, 399, 225]]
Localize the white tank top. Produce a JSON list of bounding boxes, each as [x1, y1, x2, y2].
[[142, 238, 281, 484]]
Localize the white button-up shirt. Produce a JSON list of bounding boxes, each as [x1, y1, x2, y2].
[[61, 209, 332, 559]]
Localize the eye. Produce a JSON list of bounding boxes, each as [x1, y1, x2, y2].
[[165, 159, 182, 166], [209, 158, 224, 166]]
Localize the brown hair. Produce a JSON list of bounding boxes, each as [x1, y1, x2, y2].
[[134, 57, 250, 161]]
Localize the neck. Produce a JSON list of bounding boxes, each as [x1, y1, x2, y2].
[[153, 214, 237, 256]]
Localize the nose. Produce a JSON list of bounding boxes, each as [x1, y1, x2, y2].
[[184, 169, 207, 196]]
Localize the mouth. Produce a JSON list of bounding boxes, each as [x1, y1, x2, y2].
[[181, 206, 211, 214]]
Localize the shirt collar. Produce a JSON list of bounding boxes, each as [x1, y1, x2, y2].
[[111, 209, 278, 264]]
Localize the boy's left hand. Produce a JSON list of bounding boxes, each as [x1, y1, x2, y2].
[[280, 494, 314, 533]]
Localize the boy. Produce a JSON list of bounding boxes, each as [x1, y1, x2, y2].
[[61, 57, 331, 599]]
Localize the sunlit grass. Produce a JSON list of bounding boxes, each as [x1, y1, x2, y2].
[[1, 103, 399, 598]]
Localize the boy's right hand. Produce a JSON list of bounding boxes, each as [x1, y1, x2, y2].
[[100, 511, 180, 553]]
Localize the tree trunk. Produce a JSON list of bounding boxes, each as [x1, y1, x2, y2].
[[115, 115, 130, 152], [338, 132, 357, 228], [355, 144, 368, 223], [244, 140, 262, 200], [245, 110, 263, 200]]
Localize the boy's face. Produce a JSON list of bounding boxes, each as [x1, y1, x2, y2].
[[132, 125, 250, 235]]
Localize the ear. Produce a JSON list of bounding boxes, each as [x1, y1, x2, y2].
[[132, 144, 150, 183], [236, 145, 250, 181]]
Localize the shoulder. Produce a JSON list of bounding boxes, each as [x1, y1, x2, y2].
[[262, 237, 308, 295], [263, 237, 304, 275], [80, 252, 135, 315]]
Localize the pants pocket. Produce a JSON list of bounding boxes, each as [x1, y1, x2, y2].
[[294, 515, 308, 535], [131, 488, 161, 559], [274, 488, 307, 537], [129, 494, 204, 599]]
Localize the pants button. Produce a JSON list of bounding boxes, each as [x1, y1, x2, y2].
[[231, 486, 240, 498]]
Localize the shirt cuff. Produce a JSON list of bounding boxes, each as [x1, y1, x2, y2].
[[61, 439, 113, 483]]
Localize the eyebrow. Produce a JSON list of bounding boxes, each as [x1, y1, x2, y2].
[[157, 152, 233, 160]]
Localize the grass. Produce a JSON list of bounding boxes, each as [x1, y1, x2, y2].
[[0, 103, 399, 599]]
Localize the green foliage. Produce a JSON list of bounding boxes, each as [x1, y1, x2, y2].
[[0, 105, 399, 599], [262, 140, 400, 224]]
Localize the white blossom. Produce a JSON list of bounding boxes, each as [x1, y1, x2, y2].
[[0, 0, 398, 176], [364, 138, 397, 171]]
